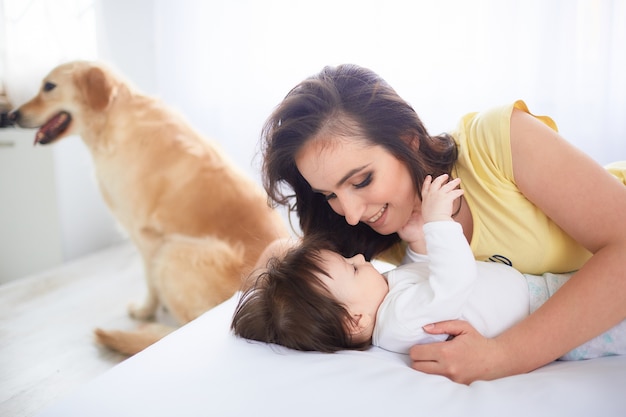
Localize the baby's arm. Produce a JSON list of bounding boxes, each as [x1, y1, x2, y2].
[[398, 213, 427, 254], [399, 174, 464, 255], [378, 221, 478, 353]]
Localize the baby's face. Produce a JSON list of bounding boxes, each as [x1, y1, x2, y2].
[[316, 251, 389, 324]]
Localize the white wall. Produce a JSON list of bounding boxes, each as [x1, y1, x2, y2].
[[146, 0, 625, 167], [95, 0, 158, 95]]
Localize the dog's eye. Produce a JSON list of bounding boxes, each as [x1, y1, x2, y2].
[[43, 82, 56, 92]]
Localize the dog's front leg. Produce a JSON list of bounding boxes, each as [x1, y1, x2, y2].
[[128, 260, 160, 320], [129, 293, 159, 320]]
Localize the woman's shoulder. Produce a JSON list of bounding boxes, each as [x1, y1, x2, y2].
[[455, 100, 557, 145], [453, 100, 559, 181]]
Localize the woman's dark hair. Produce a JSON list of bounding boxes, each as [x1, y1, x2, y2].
[[261, 64, 457, 260], [231, 234, 370, 353]]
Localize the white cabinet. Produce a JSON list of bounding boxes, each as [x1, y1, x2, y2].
[[0, 128, 63, 283], [0, 128, 128, 284]]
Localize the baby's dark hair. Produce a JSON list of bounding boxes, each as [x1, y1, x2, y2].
[[231, 234, 371, 353]]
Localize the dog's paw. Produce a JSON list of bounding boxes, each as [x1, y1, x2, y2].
[[128, 302, 157, 320]]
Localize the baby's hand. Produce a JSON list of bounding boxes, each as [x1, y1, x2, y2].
[[421, 174, 464, 223]]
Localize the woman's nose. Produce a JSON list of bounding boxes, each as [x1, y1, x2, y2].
[[339, 196, 365, 226]]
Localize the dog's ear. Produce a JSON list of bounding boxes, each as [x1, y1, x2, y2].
[[76, 66, 115, 111]]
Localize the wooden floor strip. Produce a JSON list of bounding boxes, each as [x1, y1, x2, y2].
[[0, 242, 172, 417]]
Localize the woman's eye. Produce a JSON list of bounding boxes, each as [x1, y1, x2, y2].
[[354, 173, 372, 189], [324, 192, 337, 201]]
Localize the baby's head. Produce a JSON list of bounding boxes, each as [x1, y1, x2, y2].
[[231, 234, 387, 352]]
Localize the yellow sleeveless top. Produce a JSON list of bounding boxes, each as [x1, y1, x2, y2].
[[380, 101, 625, 273], [453, 100, 591, 274]]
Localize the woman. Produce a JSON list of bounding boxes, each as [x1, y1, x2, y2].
[[259, 64, 626, 383]]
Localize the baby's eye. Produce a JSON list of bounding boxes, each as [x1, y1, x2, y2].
[[354, 173, 372, 189]]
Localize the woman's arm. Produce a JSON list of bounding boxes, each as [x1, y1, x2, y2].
[[409, 109, 626, 383]]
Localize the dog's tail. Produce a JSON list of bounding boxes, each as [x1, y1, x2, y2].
[[94, 323, 175, 356]]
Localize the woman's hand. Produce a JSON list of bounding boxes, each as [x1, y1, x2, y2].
[[409, 320, 507, 384]]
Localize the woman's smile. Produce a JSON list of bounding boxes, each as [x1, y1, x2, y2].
[[366, 203, 388, 225]]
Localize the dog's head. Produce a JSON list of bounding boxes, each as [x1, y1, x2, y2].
[[9, 61, 117, 145]]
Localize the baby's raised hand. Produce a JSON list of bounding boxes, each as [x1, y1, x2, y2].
[[421, 174, 464, 223]]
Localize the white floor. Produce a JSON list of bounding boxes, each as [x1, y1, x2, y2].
[[0, 242, 174, 417]]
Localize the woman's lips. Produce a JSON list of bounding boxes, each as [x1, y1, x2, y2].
[[367, 203, 388, 224]]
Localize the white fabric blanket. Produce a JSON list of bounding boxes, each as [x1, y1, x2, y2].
[[37, 293, 626, 417]]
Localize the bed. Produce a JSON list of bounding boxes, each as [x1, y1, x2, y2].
[[36, 287, 626, 417]]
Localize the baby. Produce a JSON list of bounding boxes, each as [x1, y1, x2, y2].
[[232, 175, 626, 360]]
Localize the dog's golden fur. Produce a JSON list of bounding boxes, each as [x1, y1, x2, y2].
[[11, 61, 289, 355]]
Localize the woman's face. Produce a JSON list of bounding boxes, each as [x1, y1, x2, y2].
[[295, 135, 419, 235]]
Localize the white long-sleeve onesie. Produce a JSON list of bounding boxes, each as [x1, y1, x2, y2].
[[372, 221, 626, 360], [372, 221, 529, 354]]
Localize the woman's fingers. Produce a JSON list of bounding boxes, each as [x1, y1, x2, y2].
[[409, 320, 501, 384]]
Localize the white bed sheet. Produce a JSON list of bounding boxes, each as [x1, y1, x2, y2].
[[37, 293, 626, 417]]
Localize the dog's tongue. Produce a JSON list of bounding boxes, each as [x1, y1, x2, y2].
[[35, 111, 72, 145]]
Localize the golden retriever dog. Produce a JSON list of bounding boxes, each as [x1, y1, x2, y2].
[[9, 61, 289, 355]]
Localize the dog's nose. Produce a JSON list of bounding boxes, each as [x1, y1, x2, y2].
[[7, 110, 20, 123], [1, 110, 16, 127]]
